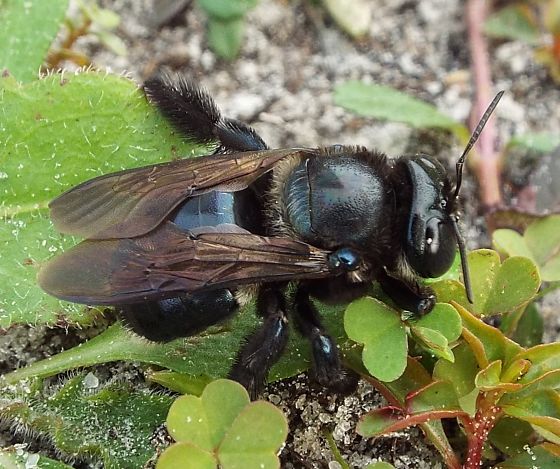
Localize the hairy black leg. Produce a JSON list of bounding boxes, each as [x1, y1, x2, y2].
[[294, 284, 359, 394], [143, 72, 267, 151], [120, 289, 238, 342], [378, 269, 436, 317], [228, 285, 289, 399]]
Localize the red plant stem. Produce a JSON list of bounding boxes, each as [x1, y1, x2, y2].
[[462, 392, 504, 469], [466, 0, 503, 209]]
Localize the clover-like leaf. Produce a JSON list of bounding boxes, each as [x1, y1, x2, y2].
[[345, 297, 407, 382], [413, 303, 462, 343], [494, 215, 560, 282], [157, 443, 215, 469], [161, 379, 287, 469], [410, 303, 461, 361], [334, 81, 468, 141], [432, 249, 540, 316]]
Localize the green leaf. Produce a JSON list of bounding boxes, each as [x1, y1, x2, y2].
[[333, 81, 468, 141], [197, 0, 258, 20], [0, 375, 172, 468], [79, 1, 121, 29], [405, 380, 461, 414], [454, 301, 523, 367], [344, 297, 407, 382], [501, 303, 544, 348], [4, 299, 348, 387], [207, 17, 245, 60], [502, 390, 560, 442], [169, 380, 250, 449], [0, 0, 69, 82], [494, 216, 560, 282], [157, 443, 216, 469], [219, 401, 288, 468], [484, 5, 540, 45], [0, 449, 75, 469], [162, 379, 287, 469], [365, 463, 396, 469], [474, 360, 521, 392], [474, 359, 501, 389], [497, 443, 560, 468], [514, 343, 560, 384], [489, 416, 536, 457], [507, 132, 560, 153], [410, 326, 454, 362], [433, 342, 479, 405], [0, 72, 201, 326], [412, 303, 462, 343], [432, 249, 541, 316], [147, 370, 212, 396]]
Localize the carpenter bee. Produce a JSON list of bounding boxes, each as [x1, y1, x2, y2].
[[38, 73, 502, 398]]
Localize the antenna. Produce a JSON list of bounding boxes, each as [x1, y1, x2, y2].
[[454, 91, 504, 199], [453, 91, 504, 304]]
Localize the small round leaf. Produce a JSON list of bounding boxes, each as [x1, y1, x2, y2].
[[345, 297, 407, 382]]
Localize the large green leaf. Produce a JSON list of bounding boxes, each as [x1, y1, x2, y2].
[[0, 72, 200, 326], [0, 0, 69, 82], [2, 301, 347, 385], [0, 375, 172, 468]]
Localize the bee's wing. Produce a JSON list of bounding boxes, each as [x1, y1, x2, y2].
[[49, 148, 303, 239], [38, 222, 336, 305]]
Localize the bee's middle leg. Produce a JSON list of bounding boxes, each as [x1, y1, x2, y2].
[[293, 283, 359, 394], [228, 284, 289, 399]]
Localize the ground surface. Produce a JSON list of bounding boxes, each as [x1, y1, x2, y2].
[[1, 0, 559, 467]]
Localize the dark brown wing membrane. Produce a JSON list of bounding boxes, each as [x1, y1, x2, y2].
[[49, 148, 304, 239], [38, 222, 336, 305]]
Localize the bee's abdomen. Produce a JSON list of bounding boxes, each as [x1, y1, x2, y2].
[[171, 188, 264, 233]]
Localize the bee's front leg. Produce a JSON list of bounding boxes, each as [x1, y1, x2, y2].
[[377, 269, 436, 317]]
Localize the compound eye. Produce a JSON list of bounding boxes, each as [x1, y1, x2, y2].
[[423, 218, 455, 276]]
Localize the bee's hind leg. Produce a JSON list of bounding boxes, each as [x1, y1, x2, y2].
[[143, 72, 268, 152], [228, 284, 289, 399]]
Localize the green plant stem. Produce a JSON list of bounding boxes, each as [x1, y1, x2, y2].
[[420, 423, 462, 469], [323, 430, 350, 469]]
